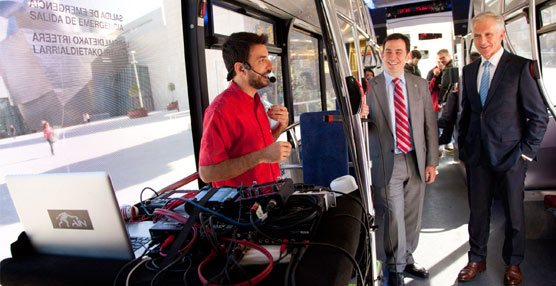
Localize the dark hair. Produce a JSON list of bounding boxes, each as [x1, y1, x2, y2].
[[223, 32, 268, 81], [410, 50, 422, 59], [382, 33, 410, 53], [364, 67, 374, 76]]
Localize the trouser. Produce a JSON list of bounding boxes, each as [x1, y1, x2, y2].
[[47, 139, 54, 154], [375, 151, 425, 272], [466, 158, 528, 265]]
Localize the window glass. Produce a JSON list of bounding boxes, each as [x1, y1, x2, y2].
[[0, 0, 195, 217], [540, 32, 556, 105], [212, 5, 275, 45], [505, 16, 532, 59], [504, 0, 527, 12], [485, 0, 502, 14], [541, 4, 556, 27], [205, 49, 284, 105], [290, 30, 322, 119], [324, 57, 337, 111]]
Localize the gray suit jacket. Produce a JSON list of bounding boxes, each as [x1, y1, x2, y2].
[[366, 72, 439, 188]]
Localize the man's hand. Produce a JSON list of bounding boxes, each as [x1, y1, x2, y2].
[[425, 165, 437, 184], [268, 105, 289, 129], [361, 103, 369, 118], [261, 141, 291, 163]]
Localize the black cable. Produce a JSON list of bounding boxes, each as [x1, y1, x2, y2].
[[150, 242, 194, 286], [249, 210, 278, 243], [286, 241, 364, 286], [182, 257, 192, 286], [113, 244, 153, 286], [230, 255, 253, 286], [140, 187, 159, 217], [325, 188, 372, 281], [290, 245, 308, 286], [283, 247, 298, 286]]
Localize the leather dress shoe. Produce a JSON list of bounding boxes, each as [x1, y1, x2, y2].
[[388, 272, 405, 286], [404, 263, 429, 278], [457, 261, 486, 281], [504, 265, 522, 285]]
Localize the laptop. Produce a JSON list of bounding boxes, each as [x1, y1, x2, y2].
[[5, 172, 152, 260]]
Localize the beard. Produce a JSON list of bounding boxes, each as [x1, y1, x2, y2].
[[247, 71, 269, 90]]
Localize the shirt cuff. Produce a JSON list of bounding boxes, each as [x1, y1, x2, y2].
[[521, 154, 533, 161]]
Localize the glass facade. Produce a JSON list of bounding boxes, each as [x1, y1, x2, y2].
[[0, 0, 196, 208]]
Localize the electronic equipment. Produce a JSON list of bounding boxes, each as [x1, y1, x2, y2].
[[140, 189, 198, 214], [5, 172, 151, 260]]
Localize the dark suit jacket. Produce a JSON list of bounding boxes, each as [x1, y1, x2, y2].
[[458, 51, 548, 171], [366, 73, 439, 188]]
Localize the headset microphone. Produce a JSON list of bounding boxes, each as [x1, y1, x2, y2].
[[243, 63, 276, 83]]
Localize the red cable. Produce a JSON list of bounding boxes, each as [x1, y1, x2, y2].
[[197, 238, 274, 286]]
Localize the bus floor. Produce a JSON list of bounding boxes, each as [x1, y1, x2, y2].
[[372, 151, 556, 286]]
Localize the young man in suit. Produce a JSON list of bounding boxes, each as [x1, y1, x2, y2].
[[362, 33, 439, 286], [457, 12, 548, 285]]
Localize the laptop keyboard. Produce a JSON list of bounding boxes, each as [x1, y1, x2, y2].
[[130, 236, 151, 251]]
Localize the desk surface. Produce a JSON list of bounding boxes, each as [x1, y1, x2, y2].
[[0, 192, 365, 286]]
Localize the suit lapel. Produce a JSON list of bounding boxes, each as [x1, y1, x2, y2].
[[372, 74, 394, 136], [483, 51, 509, 108], [406, 75, 420, 130]]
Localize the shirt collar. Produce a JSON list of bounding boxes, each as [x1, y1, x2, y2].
[[481, 47, 504, 67], [384, 71, 406, 86], [229, 81, 258, 102]]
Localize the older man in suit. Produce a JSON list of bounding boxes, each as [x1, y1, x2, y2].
[[457, 12, 548, 285], [363, 33, 439, 286]]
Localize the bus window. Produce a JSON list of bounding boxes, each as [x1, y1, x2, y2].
[[540, 32, 556, 105], [290, 29, 322, 119], [505, 16, 532, 59], [541, 3, 556, 26], [0, 0, 196, 204], [205, 49, 229, 103], [212, 5, 275, 45], [324, 51, 337, 111], [504, 0, 527, 13]]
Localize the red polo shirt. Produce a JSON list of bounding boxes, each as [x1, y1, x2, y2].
[[199, 81, 280, 187]]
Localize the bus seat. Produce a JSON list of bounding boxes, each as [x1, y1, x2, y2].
[[300, 110, 349, 187]]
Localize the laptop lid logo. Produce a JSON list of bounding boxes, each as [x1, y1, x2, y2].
[[47, 210, 94, 230]]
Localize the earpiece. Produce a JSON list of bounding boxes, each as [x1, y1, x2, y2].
[[243, 62, 251, 70]]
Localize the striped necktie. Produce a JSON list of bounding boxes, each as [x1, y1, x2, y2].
[[393, 78, 411, 153], [479, 61, 491, 106]]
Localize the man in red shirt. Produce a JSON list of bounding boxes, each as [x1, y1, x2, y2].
[[199, 32, 291, 187]]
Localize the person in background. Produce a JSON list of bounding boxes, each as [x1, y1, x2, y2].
[[10, 125, 16, 139], [404, 50, 422, 77], [427, 49, 454, 112], [42, 121, 55, 155], [427, 60, 444, 113], [198, 32, 291, 187], [457, 12, 548, 285], [361, 33, 438, 286], [364, 67, 375, 80], [437, 51, 482, 147]]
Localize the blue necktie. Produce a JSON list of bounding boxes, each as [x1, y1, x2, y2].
[[479, 61, 491, 106]]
